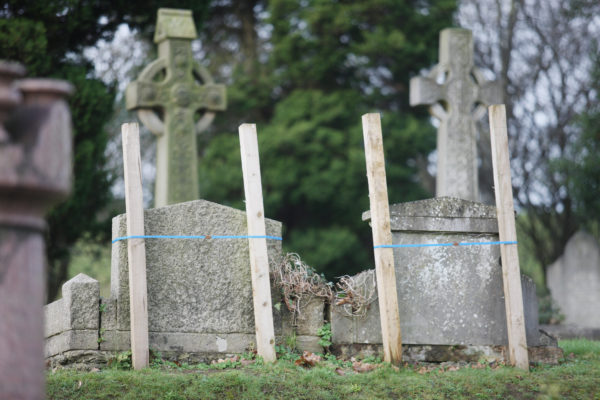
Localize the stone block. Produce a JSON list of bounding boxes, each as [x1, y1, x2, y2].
[[62, 273, 100, 331], [281, 295, 326, 336], [44, 298, 68, 338], [110, 199, 283, 348], [44, 273, 99, 337], [44, 330, 98, 358], [547, 231, 600, 328], [360, 197, 542, 346]]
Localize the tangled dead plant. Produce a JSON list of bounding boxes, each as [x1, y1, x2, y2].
[[272, 253, 333, 324], [335, 269, 378, 317]]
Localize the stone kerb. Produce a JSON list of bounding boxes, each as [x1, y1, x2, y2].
[[107, 199, 287, 358], [343, 197, 558, 362], [44, 273, 100, 358]]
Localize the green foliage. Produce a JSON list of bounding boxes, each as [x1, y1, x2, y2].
[[108, 351, 132, 370], [200, 0, 454, 279], [317, 323, 332, 348]]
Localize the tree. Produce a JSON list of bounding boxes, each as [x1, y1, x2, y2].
[[0, 0, 211, 301], [458, 0, 600, 288], [197, 0, 456, 278]]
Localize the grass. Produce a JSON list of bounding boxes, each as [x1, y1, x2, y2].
[[46, 340, 600, 399]]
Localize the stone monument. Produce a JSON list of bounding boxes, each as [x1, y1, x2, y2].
[[126, 8, 227, 207], [410, 28, 502, 202], [44, 200, 325, 367], [0, 61, 73, 399], [547, 231, 600, 329], [333, 198, 561, 363]]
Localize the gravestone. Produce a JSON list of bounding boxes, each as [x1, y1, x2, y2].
[[0, 61, 73, 399], [410, 28, 502, 201], [338, 198, 562, 363], [44, 200, 326, 365], [547, 231, 600, 328], [126, 8, 227, 207], [108, 200, 283, 358]]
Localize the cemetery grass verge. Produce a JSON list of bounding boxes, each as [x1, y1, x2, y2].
[[46, 340, 600, 399]]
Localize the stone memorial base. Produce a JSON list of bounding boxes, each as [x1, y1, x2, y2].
[[339, 197, 563, 363], [44, 200, 324, 368]]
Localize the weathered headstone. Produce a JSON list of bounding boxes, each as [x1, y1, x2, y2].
[[0, 61, 73, 399], [44, 199, 325, 365], [547, 231, 600, 328], [344, 197, 563, 364], [126, 8, 227, 207], [410, 28, 502, 201]]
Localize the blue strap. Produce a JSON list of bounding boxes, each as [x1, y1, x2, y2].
[[112, 234, 283, 244], [374, 240, 517, 249]]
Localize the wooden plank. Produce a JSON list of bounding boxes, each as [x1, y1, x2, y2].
[[238, 123, 277, 362], [121, 122, 150, 370], [488, 105, 529, 370], [361, 113, 403, 364]]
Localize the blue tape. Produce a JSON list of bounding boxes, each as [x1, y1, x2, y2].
[[374, 240, 517, 249], [112, 234, 283, 244]]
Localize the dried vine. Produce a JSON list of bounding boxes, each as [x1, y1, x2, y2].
[[271, 253, 333, 324], [335, 269, 378, 317]]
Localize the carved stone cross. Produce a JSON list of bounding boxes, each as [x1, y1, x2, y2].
[[126, 8, 226, 207], [410, 28, 502, 201]]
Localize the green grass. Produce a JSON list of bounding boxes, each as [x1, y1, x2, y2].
[[47, 340, 600, 400]]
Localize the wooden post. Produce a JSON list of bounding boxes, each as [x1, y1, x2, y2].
[[488, 105, 529, 370], [122, 122, 150, 369], [239, 123, 277, 362], [361, 113, 403, 364]]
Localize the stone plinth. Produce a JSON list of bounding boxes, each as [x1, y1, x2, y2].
[[346, 197, 561, 362], [547, 231, 600, 328]]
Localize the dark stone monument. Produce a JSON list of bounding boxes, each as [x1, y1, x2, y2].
[[0, 61, 73, 399]]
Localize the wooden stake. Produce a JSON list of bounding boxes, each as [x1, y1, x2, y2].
[[361, 113, 403, 364], [239, 123, 277, 362], [488, 105, 529, 370], [122, 122, 149, 369]]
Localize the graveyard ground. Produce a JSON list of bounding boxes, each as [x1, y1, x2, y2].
[[46, 339, 599, 399]]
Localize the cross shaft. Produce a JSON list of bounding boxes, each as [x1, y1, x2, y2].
[[410, 28, 501, 201], [126, 9, 227, 207]]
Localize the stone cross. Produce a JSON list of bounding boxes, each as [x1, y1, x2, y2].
[[126, 8, 226, 207], [410, 28, 502, 201]]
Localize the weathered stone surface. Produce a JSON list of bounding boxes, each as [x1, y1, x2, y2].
[[109, 199, 284, 351], [547, 231, 600, 328], [361, 197, 542, 347], [46, 350, 113, 371], [539, 324, 600, 341], [45, 330, 98, 358], [44, 274, 100, 338], [410, 29, 502, 201], [63, 273, 100, 330], [332, 344, 563, 365], [363, 197, 499, 233], [282, 296, 326, 336], [125, 8, 227, 207]]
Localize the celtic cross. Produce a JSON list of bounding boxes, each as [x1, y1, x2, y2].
[[410, 28, 502, 201], [126, 8, 226, 207]]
